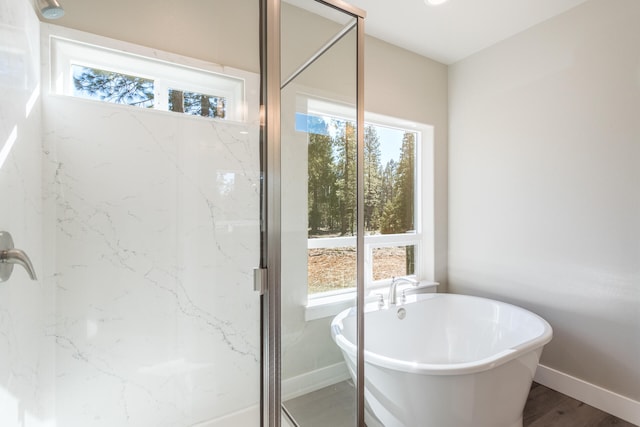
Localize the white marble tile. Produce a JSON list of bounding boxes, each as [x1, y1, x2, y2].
[[43, 97, 261, 426], [0, 1, 53, 427], [0, 0, 40, 156]]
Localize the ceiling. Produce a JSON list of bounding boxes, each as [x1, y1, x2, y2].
[[49, 0, 591, 66], [337, 0, 590, 64]]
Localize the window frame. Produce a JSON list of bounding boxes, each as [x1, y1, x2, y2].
[[308, 232, 422, 290], [300, 96, 434, 318], [47, 31, 251, 122]]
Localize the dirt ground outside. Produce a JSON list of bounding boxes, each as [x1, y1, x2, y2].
[[307, 246, 410, 294]]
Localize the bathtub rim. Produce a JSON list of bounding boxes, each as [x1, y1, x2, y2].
[[331, 293, 553, 376]]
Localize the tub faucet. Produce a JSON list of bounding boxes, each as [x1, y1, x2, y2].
[[388, 276, 419, 305]]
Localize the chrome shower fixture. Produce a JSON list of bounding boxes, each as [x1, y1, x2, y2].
[[38, 0, 65, 19]]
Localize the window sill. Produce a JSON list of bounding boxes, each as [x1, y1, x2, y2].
[[304, 281, 438, 322], [305, 292, 356, 322]]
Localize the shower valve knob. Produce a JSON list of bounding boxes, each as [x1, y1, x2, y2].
[[0, 231, 38, 282]]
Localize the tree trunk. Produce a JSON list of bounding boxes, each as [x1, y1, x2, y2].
[[170, 90, 184, 113], [200, 95, 210, 117]]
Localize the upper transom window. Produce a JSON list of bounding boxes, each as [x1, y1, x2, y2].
[[50, 37, 245, 121]]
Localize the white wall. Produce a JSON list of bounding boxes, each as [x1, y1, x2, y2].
[[40, 0, 261, 74], [449, 0, 640, 406], [0, 0, 53, 425]]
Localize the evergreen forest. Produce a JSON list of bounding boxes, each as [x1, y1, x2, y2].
[[307, 116, 415, 238]]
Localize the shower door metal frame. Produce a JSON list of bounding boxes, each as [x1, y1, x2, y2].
[[260, 1, 281, 425], [259, 0, 365, 426]]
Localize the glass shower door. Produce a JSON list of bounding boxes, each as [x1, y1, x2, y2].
[[278, 1, 364, 425]]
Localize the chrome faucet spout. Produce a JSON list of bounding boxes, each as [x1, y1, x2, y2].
[[388, 276, 419, 305]]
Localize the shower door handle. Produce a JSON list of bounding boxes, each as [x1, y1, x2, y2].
[[0, 231, 38, 282], [254, 267, 267, 294]]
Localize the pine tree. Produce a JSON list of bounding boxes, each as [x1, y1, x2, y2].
[[307, 117, 337, 235], [378, 159, 397, 234], [378, 132, 415, 234], [334, 120, 357, 236], [73, 66, 154, 107], [394, 132, 416, 273], [169, 90, 226, 118], [364, 125, 382, 232], [394, 132, 416, 233]]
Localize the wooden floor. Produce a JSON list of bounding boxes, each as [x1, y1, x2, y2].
[[524, 382, 636, 427], [284, 381, 637, 427]]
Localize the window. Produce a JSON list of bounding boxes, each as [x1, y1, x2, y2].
[[50, 36, 245, 121], [299, 99, 432, 301], [167, 89, 226, 119], [72, 65, 155, 108]]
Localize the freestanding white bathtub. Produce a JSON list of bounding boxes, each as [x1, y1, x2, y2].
[[331, 293, 553, 427]]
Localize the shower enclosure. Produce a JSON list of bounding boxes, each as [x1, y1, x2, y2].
[[262, 0, 365, 425], [0, 0, 365, 425], [2, 0, 261, 425]]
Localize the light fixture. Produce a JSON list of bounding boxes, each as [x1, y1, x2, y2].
[[425, 0, 450, 5], [38, 0, 65, 19]]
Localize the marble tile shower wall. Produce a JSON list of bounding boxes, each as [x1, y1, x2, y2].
[[42, 96, 261, 426], [0, 0, 52, 425]]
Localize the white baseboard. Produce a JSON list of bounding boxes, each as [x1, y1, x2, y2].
[[535, 364, 640, 426], [191, 362, 348, 426], [282, 361, 350, 401], [193, 406, 297, 427], [191, 405, 259, 427]]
